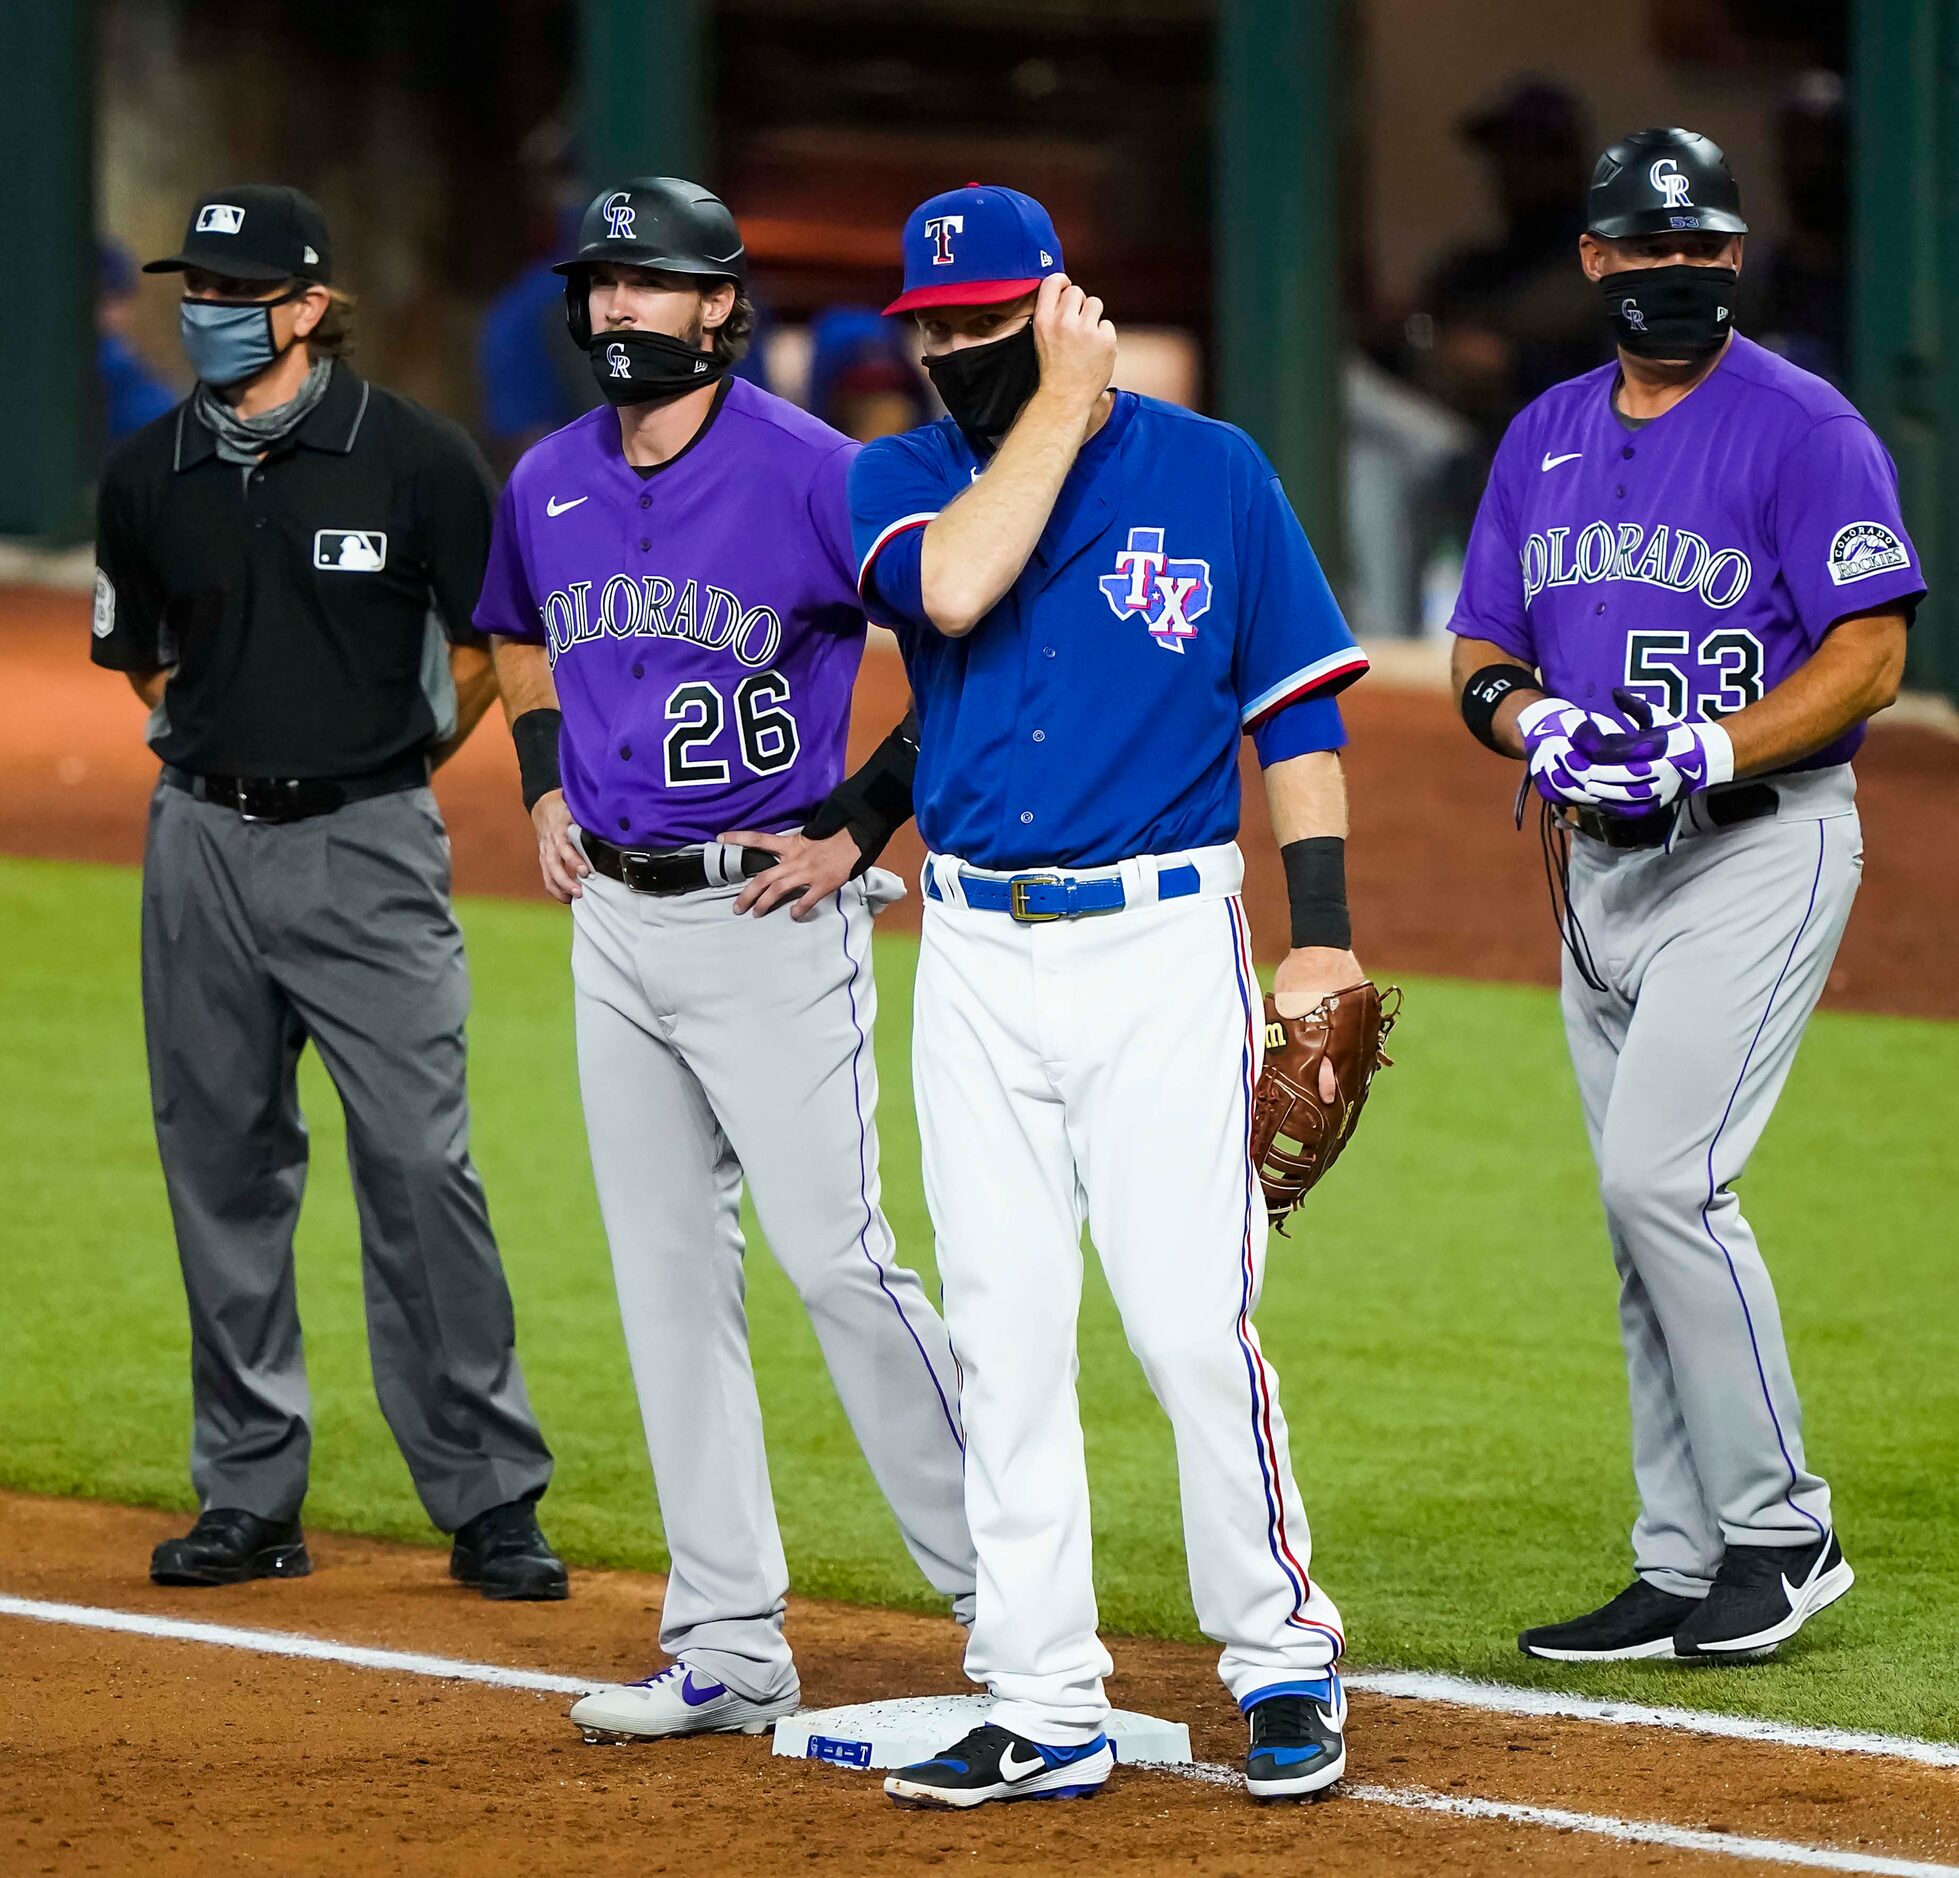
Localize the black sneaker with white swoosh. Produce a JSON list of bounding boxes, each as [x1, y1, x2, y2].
[[1244, 1674, 1347, 1800], [1674, 1530, 1854, 1659], [883, 1723, 1114, 1807]]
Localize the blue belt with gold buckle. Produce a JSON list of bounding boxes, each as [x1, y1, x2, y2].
[[925, 861, 1201, 924]]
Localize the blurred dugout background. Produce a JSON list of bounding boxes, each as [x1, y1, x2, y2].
[[1, 0, 1954, 697]]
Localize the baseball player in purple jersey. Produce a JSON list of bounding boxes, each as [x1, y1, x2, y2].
[[1450, 130, 1919, 1663], [473, 178, 975, 1738]]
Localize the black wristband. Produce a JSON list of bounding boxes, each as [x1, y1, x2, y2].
[[512, 708, 564, 811], [1282, 836, 1351, 951], [1460, 662, 1539, 756], [803, 709, 919, 873]]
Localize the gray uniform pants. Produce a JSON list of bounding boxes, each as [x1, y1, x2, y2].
[[141, 781, 553, 1533], [1561, 766, 1859, 1595], [570, 861, 974, 1704]]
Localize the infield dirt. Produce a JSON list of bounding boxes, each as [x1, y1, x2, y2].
[[4, 1493, 1957, 1878]]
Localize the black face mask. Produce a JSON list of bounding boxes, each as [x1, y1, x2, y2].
[[587, 329, 729, 408], [1600, 265, 1737, 361], [924, 323, 1040, 454]]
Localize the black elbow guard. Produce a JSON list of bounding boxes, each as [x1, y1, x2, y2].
[[803, 709, 920, 872]]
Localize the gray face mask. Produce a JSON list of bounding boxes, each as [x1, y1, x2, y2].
[[179, 289, 303, 387]]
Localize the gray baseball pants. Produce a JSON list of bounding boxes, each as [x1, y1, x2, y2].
[[569, 860, 974, 1704], [1561, 765, 1859, 1594], [140, 780, 553, 1533]]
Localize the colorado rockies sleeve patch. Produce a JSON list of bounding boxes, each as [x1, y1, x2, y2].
[[1826, 521, 1910, 586]]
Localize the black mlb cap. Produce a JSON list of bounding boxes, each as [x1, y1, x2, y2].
[[144, 185, 332, 284]]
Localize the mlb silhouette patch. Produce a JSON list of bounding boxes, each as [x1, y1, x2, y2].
[[314, 530, 388, 573], [1099, 526, 1213, 653], [1826, 521, 1909, 586], [195, 203, 245, 235]]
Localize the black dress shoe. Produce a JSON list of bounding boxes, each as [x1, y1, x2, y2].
[[150, 1509, 311, 1587], [1675, 1531, 1854, 1660], [450, 1500, 569, 1601], [1518, 1578, 1699, 1661]]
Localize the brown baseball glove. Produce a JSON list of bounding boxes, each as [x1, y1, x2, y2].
[[1251, 982, 1401, 1230]]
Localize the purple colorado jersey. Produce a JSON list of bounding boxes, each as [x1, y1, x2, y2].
[[1450, 335, 1923, 769], [474, 379, 867, 845]]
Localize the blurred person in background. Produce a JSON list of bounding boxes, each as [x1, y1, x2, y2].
[[1752, 72, 1848, 384], [91, 185, 565, 1601], [805, 305, 932, 441], [98, 238, 178, 446], [478, 198, 603, 474], [1404, 79, 1601, 451]]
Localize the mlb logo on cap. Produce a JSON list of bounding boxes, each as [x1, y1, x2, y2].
[[884, 184, 1065, 315], [195, 203, 245, 235]]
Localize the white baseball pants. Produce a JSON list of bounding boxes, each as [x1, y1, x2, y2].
[[913, 843, 1344, 1745]]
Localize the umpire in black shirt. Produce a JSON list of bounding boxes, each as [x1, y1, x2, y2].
[[92, 185, 564, 1600]]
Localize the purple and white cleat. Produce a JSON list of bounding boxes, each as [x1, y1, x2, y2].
[[569, 1661, 799, 1741]]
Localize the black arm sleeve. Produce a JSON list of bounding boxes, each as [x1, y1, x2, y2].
[[802, 706, 919, 873], [418, 413, 497, 648]]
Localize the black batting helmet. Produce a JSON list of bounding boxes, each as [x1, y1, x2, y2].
[[555, 177, 747, 347], [1586, 129, 1749, 240]]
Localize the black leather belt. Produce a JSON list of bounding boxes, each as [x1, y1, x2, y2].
[[580, 832, 779, 896], [1567, 781, 1780, 850], [163, 755, 427, 824]]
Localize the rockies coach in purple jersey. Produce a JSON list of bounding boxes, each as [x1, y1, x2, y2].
[[1449, 130, 1919, 1665], [474, 178, 974, 1740]]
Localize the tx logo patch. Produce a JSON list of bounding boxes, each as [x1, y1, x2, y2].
[[314, 530, 387, 573], [1827, 521, 1911, 586], [1099, 526, 1212, 653]]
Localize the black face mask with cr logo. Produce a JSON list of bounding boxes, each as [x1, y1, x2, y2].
[[1599, 264, 1738, 361], [587, 329, 731, 408], [924, 322, 1041, 454]]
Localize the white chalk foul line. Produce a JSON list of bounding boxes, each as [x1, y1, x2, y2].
[[1344, 1668, 1959, 1772], [1343, 1783, 1959, 1878], [6, 1595, 1957, 1878], [0, 1595, 591, 1696]]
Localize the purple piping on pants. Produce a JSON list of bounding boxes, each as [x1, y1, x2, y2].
[[835, 890, 964, 1452], [1700, 820, 1829, 1541]]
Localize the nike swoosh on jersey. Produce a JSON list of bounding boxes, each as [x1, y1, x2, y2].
[[546, 495, 589, 516], [1540, 451, 1583, 471]]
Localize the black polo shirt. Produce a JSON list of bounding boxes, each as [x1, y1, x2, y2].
[[92, 362, 495, 779]]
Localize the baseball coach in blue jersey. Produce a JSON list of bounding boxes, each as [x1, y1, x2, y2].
[[853, 185, 1372, 1809]]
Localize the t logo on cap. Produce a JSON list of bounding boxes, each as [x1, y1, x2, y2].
[[195, 204, 245, 235], [925, 215, 963, 265], [884, 184, 1064, 316]]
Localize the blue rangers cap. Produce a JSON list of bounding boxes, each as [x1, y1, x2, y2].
[[884, 183, 1065, 316]]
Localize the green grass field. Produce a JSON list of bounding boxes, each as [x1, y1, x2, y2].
[[3, 853, 1954, 1740]]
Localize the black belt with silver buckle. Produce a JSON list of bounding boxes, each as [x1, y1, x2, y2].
[[580, 832, 779, 896], [163, 756, 426, 824], [1568, 781, 1780, 850]]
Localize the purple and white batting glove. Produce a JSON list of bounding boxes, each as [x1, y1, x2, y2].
[[1514, 696, 1626, 808], [1569, 686, 1736, 815]]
